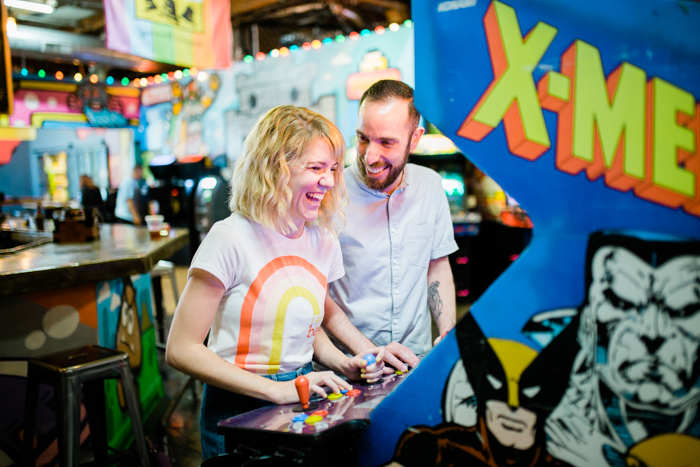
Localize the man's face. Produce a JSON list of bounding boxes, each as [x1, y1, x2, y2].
[[588, 246, 700, 413], [485, 400, 537, 450], [355, 99, 423, 194]]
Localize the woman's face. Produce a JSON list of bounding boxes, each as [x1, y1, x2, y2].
[[287, 138, 338, 236]]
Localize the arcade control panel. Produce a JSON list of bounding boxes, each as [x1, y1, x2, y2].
[[218, 365, 412, 466]]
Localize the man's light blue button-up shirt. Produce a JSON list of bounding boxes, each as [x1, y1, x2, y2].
[[329, 162, 458, 357]]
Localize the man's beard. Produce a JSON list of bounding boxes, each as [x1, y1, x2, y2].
[[357, 143, 410, 192]]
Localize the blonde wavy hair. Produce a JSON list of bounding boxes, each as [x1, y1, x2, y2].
[[229, 105, 347, 237]]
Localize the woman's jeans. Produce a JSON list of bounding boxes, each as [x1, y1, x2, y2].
[[200, 362, 314, 460]]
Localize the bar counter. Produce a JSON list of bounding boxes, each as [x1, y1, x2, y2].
[[0, 224, 189, 296], [0, 224, 189, 458]]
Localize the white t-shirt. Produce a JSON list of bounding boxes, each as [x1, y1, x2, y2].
[[190, 213, 344, 375]]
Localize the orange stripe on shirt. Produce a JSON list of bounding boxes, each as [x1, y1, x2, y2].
[[234, 256, 328, 369]]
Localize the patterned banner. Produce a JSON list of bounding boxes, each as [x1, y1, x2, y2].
[[104, 0, 231, 69]]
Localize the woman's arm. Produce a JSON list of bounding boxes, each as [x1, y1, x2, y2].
[[165, 269, 292, 403], [166, 268, 352, 404]]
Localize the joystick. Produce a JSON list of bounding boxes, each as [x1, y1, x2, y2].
[[293, 375, 319, 412], [363, 353, 376, 367]]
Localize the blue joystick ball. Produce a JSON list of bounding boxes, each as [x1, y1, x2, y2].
[[363, 353, 376, 367]]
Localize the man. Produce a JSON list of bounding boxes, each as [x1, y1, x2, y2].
[[323, 80, 458, 372], [114, 165, 146, 225]]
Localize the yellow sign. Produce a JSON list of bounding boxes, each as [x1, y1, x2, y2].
[[135, 0, 204, 34]]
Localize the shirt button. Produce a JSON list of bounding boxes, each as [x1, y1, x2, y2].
[[391, 228, 396, 234], [394, 289, 399, 295], [393, 319, 399, 325]]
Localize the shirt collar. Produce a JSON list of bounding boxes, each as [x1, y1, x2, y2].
[[349, 160, 410, 198]]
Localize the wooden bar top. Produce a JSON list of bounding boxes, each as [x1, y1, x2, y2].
[[0, 224, 189, 296]]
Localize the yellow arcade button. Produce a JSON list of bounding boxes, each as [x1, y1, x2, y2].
[[395, 370, 403, 375], [305, 415, 324, 425], [327, 393, 343, 401]]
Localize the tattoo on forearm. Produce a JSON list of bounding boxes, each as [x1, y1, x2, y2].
[[428, 281, 443, 320]]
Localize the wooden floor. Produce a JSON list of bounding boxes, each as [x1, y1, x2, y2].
[[150, 266, 471, 467]]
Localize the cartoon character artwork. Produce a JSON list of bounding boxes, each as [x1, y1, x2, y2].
[[389, 312, 579, 467], [544, 233, 700, 466], [115, 277, 143, 408], [67, 83, 128, 127], [170, 73, 221, 157]]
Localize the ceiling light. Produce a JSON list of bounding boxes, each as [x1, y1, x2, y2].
[[4, 0, 54, 14], [5, 16, 16, 33]]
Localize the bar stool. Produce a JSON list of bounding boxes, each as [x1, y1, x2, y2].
[[23, 345, 150, 467], [150, 260, 180, 348]]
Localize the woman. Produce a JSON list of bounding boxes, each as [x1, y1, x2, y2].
[[166, 105, 385, 460]]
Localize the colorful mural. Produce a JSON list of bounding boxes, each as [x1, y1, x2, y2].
[[8, 81, 140, 128], [356, 1, 700, 466], [140, 25, 415, 164], [0, 273, 162, 466]]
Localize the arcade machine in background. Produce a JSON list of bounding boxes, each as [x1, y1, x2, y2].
[[409, 133, 532, 303], [148, 154, 229, 264]]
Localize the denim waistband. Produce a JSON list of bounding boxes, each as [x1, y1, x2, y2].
[[260, 361, 313, 381]]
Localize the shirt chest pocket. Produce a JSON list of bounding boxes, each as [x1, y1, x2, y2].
[[406, 224, 433, 268]]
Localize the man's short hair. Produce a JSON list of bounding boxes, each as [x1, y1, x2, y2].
[[359, 80, 421, 131]]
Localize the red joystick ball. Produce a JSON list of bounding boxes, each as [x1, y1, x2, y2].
[[295, 375, 310, 409]]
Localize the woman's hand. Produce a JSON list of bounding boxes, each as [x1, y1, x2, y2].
[[273, 371, 353, 405], [339, 347, 386, 383]]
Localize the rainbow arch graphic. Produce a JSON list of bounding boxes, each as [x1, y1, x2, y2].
[[235, 256, 328, 374]]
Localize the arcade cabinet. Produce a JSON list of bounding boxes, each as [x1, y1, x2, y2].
[[149, 154, 228, 262]]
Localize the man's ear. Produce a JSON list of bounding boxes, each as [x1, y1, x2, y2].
[[409, 127, 425, 151]]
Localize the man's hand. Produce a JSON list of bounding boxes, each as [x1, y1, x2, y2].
[[381, 342, 420, 374], [433, 328, 452, 346]]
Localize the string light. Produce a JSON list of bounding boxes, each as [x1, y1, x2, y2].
[[10, 22, 408, 89]]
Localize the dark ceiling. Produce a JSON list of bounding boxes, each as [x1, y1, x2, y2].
[[7, 0, 411, 78]]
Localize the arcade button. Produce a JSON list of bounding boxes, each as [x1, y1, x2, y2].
[[340, 389, 348, 394], [327, 392, 343, 401], [312, 410, 329, 416], [395, 370, 403, 375], [292, 414, 309, 422], [304, 415, 324, 425], [346, 389, 361, 397]]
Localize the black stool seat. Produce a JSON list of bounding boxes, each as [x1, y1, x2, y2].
[[23, 345, 150, 467]]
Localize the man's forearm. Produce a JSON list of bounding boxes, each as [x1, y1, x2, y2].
[[323, 293, 375, 354], [427, 256, 456, 335]]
